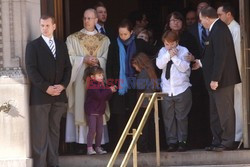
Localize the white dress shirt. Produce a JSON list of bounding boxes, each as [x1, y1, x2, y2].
[[156, 45, 191, 96], [95, 23, 105, 33], [42, 35, 55, 49]]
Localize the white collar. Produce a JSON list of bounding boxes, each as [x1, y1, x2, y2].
[[228, 19, 237, 28], [209, 18, 219, 32], [41, 35, 54, 43], [80, 28, 97, 35], [95, 23, 104, 30]]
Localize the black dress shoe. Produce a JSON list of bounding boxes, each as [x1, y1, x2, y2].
[[205, 144, 219, 151], [167, 143, 177, 152], [178, 141, 187, 152], [205, 145, 215, 151], [213, 145, 230, 152]]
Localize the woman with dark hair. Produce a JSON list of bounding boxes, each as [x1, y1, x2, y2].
[[164, 11, 199, 59], [106, 19, 154, 151]]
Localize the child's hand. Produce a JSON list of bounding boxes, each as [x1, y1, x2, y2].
[[110, 85, 117, 93], [169, 48, 178, 58]]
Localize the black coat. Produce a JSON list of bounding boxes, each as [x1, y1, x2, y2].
[[25, 36, 72, 105], [179, 30, 205, 90], [179, 30, 200, 58], [106, 38, 154, 81], [188, 22, 203, 57], [201, 19, 241, 91], [106, 38, 154, 114]]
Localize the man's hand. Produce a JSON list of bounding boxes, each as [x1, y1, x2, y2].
[[192, 59, 201, 70], [185, 52, 195, 62], [54, 84, 65, 93], [210, 81, 218, 90], [84, 55, 99, 66], [46, 86, 61, 96]]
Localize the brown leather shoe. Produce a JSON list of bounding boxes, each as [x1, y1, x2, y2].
[[213, 145, 231, 152]]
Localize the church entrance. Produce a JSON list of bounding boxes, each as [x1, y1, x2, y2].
[[40, 0, 249, 155]]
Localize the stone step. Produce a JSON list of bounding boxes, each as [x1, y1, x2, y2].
[[166, 165, 250, 167], [59, 150, 250, 167]]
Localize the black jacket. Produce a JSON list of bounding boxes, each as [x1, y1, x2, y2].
[[201, 19, 241, 90], [25, 36, 72, 105]]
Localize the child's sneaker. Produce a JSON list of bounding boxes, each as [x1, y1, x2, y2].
[[87, 147, 96, 155], [95, 147, 107, 154]]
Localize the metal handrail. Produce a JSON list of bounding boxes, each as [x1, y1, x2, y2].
[[107, 92, 166, 167], [107, 93, 145, 167], [120, 93, 157, 167]]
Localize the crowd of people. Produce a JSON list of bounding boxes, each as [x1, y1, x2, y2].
[[25, 0, 242, 166]]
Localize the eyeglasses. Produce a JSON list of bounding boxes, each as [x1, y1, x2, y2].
[[170, 19, 181, 23], [83, 17, 96, 21]]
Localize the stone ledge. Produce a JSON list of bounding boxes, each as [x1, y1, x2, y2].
[[59, 150, 250, 167], [0, 67, 28, 84], [0, 158, 32, 167]]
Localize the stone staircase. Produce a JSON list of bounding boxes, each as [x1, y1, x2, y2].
[[59, 149, 250, 167]]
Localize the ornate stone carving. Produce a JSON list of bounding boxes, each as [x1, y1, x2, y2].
[[0, 67, 25, 78], [0, 101, 11, 113]]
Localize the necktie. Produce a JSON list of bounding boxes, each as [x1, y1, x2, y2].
[[201, 26, 207, 48], [49, 39, 56, 58], [100, 27, 105, 35], [165, 60, 173, 80]]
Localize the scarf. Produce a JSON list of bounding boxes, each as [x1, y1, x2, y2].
[[117, 34, 136, 95]]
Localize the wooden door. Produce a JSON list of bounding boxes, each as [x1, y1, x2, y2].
[[41, 0, 64, 41], [240, 0, 250, 148]]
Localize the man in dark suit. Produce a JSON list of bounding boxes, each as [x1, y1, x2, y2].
[[94, 1, 115, 43], [188, 0, 209, 56], [25, 15, 72, 167], [193, 6, 241, 151]]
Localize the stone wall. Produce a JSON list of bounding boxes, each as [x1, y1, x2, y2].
[[1, 0, 41, 68]]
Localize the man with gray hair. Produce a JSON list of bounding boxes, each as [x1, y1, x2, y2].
[[65, 8, 110, 153], [193, 6, 241, 152]]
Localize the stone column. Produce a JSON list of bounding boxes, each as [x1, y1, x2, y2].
[[1, 0, 41, 68], [0, 68, 31, 167], [0, 0, 41, 167]]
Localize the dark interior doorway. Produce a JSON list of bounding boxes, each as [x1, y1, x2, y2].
[[61, 0, 239, 40]]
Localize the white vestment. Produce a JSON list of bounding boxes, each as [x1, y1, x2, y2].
[[228, 20, 243, 142], [65, 28, 110, 144]]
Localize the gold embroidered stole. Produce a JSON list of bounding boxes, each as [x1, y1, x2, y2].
[[74, 32, 106, 57]]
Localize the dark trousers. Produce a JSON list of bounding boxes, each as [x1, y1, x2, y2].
[[209, 85, 235, 148], [188, 86, 212, 148], [161, 88, 192, 144], [136, 108, 155, 152], [108, 89, 137, 151], [30, 102, 67, 167], [86, 114, 103, 148]]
